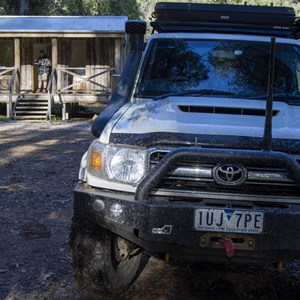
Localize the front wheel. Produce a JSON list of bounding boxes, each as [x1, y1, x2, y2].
[[70, 214, 148, 296]]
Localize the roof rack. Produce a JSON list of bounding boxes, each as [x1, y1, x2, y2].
[[150, 2, 300, 38]]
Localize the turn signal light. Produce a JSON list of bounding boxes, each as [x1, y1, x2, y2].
[[89, 150, 103, 171]]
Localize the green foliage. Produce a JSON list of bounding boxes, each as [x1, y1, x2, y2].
[[0, 115, 9, 122], [138, 0, 300, 22], [0, 0, 298, 18], [203, 0, 300, 15], [0, 0, 5, 14], [0, 0, 47, 15], [96, 0, 142, 19], [0, 0, 142, 18]]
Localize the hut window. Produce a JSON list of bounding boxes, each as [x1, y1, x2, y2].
[[0, 40, 13, 67]]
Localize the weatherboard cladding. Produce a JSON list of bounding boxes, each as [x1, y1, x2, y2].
[[0, 16, 128, 32]]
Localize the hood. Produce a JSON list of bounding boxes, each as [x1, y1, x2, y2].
[[110, 96, 300, 140]]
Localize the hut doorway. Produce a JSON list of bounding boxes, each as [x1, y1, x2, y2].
[[33, 43, 51, 92]]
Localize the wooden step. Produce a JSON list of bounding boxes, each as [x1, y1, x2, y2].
[[20, 94, 48, 98], [13, 96, 49, 121], [14, 110, 47, 114], [16, 105, 48, 111], [18, 106, 48, 109], [16, 103, 48, 106], [19, 99, 48, 103]]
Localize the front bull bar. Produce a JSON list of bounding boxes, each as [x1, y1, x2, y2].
[[135, 147, 300, 201]]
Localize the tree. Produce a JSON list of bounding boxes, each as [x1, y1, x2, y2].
[[0, 0, 48, 15], [0, 0, 142, 17], [0, 0, 298, 17], [0, 0, 5, 14], [46, 0, 141, 18]]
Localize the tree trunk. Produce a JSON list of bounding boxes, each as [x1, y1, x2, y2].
[[19, 0, 28, 14]]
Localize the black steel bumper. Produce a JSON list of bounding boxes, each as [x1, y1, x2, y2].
[[74, 181, 300, 264], [74, 147, 300, 264]]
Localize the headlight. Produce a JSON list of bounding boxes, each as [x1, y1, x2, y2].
[[106, 146, 147, 184], [87, 141, 147, 185]]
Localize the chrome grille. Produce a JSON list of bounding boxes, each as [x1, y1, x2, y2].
[[149, 150, 300, 200]]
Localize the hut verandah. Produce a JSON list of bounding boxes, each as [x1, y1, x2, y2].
[[0, 16, 127, 120]]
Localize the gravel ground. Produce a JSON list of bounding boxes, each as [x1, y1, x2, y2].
[[0, 120, 299, 300]]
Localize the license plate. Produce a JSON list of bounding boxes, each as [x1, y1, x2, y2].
[[194, 208, 264, 234]]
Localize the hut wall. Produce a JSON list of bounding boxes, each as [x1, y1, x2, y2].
[[20, 38, 32, 91], [57, 38, 70, 91], [88, 37, 115, 93], [55, 37, 122, 94]]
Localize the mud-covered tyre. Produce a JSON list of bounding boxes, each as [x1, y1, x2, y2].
[[70, 214, 148, 296]]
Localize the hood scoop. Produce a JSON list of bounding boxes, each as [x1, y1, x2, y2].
[[178, 105, 279, 117]]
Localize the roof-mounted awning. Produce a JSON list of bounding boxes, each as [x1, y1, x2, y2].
[[150, 2, 300, 38]]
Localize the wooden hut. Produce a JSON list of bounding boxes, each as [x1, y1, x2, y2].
[[0, 15, 128, 120]]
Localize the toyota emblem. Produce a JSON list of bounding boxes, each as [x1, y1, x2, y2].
[[213, 164, 247, 186]]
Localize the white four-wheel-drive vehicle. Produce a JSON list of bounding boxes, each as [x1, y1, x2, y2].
[[70, 2, 300, 296]]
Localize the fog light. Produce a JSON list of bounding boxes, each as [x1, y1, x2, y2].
[[110, 203, 123, 217], [92, 199, 105, 212]]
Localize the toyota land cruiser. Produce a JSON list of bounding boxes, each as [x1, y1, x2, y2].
[[70, 2, 300, 296]]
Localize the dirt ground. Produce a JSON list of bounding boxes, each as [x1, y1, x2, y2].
[[0, 120, 299, 300]]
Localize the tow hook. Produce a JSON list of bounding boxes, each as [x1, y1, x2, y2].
[[218, 237, 235, 258]]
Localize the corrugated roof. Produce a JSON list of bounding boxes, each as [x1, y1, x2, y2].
[[0, 16, 128, 32]]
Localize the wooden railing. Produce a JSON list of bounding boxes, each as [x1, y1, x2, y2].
[[0, 67, 20, 118], [47, 67, 114, 120], [0, 67, 15, 90], [56, 66, 114, 94]]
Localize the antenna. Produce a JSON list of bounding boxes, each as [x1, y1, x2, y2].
[[262, 37, 276, 151]]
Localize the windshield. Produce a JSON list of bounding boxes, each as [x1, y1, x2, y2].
[[135, 39, 300, 102]]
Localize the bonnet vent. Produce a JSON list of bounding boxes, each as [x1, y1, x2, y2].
[[178, 105, 279, 116]]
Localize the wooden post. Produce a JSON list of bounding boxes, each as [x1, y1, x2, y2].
[[14, 38, 21, 70], [6, 103, 10, 118], [111, 38, 123, 92], [8, 38, 21, 118], [95, 38, 101, 93], [14, 38, 20, 93], [51, 38, 58, 93], [52, 38, 58, 68], [67, 39, 71, 92], [8, 92, 12, 119], [86, 39, 91, 92], [121, 36, 126, 71], [114, 38, 122, 74]]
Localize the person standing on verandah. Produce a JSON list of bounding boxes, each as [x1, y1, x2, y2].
[[34, 50, 51, 93]]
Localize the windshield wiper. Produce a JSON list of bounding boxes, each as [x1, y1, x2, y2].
[[153, 89, 236, 101]]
